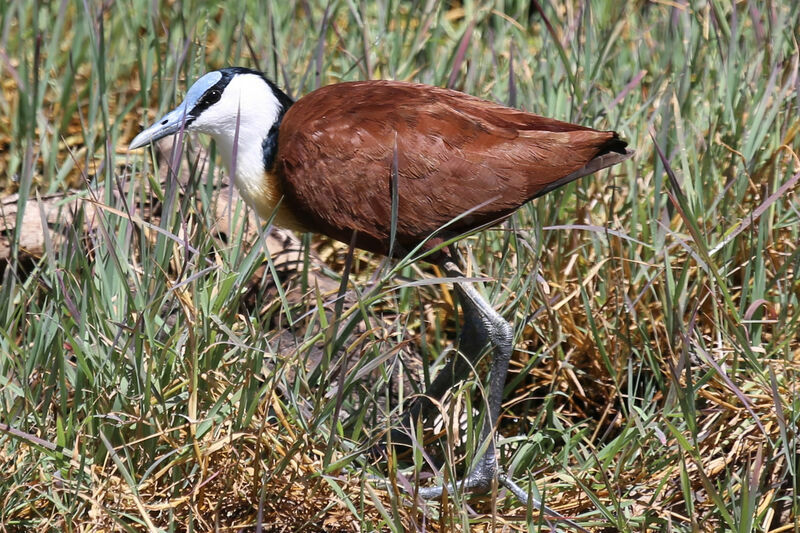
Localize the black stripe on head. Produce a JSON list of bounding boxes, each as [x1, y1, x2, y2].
[[189, 67, 294, 172], [186, 70, 234, 119]]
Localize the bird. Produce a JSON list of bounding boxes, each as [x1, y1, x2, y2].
[[129, 66, 633, 528]]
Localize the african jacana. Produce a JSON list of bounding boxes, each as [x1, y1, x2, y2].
[[130, 67, 633, 525]]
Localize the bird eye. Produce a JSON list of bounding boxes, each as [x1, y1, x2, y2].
[[205, 89, 222, 105]]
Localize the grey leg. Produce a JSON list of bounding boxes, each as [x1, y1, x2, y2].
[[385, 263, 503, 451], [412, 265, 510, 496], [407, 260, 589, 532]]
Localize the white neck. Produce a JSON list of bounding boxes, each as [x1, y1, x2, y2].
[[193, 74, 306, 231], [213, 128, 268, 204]]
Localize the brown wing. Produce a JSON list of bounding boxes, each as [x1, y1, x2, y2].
[[276, 80, 627, 256]]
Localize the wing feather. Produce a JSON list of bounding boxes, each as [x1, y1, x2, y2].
[[276, 81, 627, 255]]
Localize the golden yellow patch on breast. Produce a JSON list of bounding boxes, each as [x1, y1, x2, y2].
[[239, 170, 310, 233]]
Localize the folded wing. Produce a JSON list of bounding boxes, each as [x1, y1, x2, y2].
[[276, 81, 629, 256]]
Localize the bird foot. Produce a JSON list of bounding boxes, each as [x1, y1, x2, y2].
[[414, 469, 494, 500], [412, 450, 497, 499], [409, 465, 590, 533]]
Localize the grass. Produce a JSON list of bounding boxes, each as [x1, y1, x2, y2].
[[1, 0, 799, 531]]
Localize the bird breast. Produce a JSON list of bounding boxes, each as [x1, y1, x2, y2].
[[214, 130, 308, 232], [246, 169, 309, 232]]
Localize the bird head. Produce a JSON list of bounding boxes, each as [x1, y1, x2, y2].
[[128, 67, 293, 156]]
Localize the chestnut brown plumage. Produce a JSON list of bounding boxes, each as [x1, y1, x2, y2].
[[277, 80, 629, 256], [129, 68, 632, 530]]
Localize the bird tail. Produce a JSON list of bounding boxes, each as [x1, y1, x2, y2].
[[596, 132, 630, 156], [532, 134, 633, 199]]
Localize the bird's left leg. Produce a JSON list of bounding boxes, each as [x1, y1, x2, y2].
[[415, 260, 588, 532], [413, 260, 511, 498]]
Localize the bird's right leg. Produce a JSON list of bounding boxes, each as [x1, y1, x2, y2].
[[388, 261, 588, 532]]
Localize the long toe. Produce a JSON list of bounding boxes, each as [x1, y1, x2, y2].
[[413, 450, 497, 499], [410, 467, 591, 533], [414, 470, 493, 500]]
